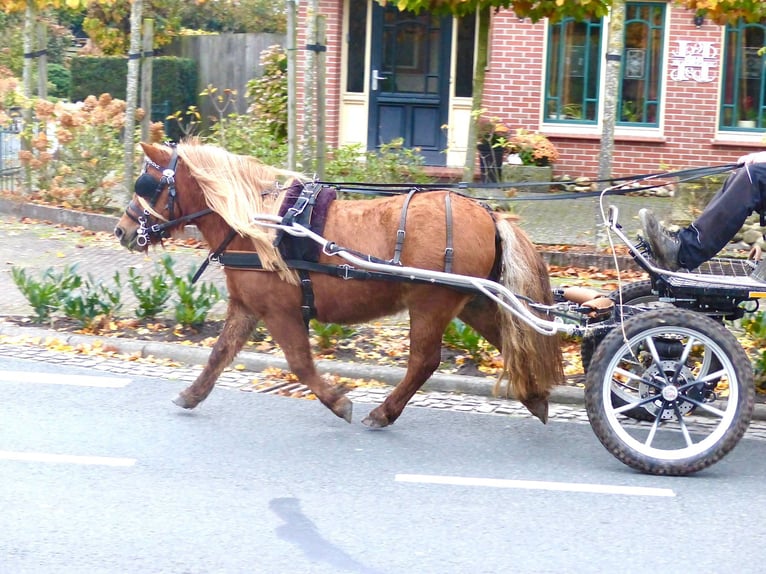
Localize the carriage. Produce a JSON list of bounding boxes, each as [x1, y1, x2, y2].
[[115, 140, 757, 477]]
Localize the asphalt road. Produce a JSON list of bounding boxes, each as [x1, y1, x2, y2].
[[2, 355, 766, 574]]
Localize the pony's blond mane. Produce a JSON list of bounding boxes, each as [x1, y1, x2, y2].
[[175, 140, 306, 283]]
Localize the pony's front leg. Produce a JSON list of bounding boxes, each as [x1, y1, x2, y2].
[[262, 311, 353, 423], [173, 301, 258, 409]]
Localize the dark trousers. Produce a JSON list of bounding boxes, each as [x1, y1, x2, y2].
[[678, 163, 766, 269]]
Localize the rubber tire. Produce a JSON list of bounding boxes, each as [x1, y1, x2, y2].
[[585, 307, 754, 476]]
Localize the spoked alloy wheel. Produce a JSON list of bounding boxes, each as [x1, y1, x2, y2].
[[585, 308, 754, 476]]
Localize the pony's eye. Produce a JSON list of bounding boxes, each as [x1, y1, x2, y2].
[[135, 172, 161, 198]]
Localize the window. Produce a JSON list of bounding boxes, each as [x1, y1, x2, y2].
[[544, 3, 666, 126], [545, 17, 603, 123], [618, 3, 665, 126], [455, 16, 476, 97], [720, 21, 766, 131]]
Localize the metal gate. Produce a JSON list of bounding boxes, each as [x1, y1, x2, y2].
[[0, 114, 21, 193]]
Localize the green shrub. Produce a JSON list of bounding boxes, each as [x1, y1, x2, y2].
[[743, 311, 766, 388], [310, 319, 355, 352], [127, 255, 174, 319], [59, 272, 122, 328], [245, 45, 287, 140], [11, 265, 81, 323], [47, 63, 71, 100], [325, 139, 432, 184], [160, 257, 223, 327], [443, 318, 490, 364]]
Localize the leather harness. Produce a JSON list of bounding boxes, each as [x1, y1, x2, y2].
[[216, 185, 458, 327]]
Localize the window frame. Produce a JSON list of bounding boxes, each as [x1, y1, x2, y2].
[[719, 20, 766, 133], [542, 2, 668, 139]]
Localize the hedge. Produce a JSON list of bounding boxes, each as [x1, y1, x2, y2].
[[69, 56, 198, 141]]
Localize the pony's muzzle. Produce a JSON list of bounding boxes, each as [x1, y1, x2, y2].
[[114, 225, 139, 250]]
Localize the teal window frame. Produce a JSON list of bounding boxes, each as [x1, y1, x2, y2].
[[544, 17, 603, 124], [720, 20, 766, 131], [617, 2, 665, 127]]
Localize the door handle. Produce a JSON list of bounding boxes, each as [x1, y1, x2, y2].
[[371, 69, 387, 91]]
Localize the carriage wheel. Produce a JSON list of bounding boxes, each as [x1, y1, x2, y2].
[[584, 308, 754, 476], [582, 279, 669, 422]]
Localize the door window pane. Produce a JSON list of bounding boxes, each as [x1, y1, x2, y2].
[[382, 9, 442, 95], [455, 16, 476, 97], [346, 0, 368, 93], [720, 21, 766, 130], [545, 17, 603, 123]]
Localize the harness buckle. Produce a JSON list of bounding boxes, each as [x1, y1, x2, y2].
[[396, 229, 406, 242], [338, 264, 354, 280]]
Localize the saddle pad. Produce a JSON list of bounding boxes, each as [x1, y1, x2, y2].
[[277, 182, 337, 261]]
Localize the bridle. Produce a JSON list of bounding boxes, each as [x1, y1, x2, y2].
[[126, 145, 213, 247]]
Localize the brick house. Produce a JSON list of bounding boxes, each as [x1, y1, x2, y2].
[[295, 1, 766, 179]]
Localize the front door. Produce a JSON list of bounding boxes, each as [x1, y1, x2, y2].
[[368, 5, 452, 166]]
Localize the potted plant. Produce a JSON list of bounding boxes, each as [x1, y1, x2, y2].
[[738, 96, 757, 128], [476, 115, 510, 183], [503, 128, 559, 188]]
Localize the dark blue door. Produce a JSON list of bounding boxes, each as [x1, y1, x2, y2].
[[368, 5, 452, 166]]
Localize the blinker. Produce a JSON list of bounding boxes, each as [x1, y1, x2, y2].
[[135, 172, 161, 198]]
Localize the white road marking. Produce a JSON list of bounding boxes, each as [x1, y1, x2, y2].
[[395, 474, 676, 497], [0, 450, 136, 467], [0, 371, 130, 388]]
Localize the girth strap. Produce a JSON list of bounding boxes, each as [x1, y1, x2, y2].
[[444, 192, 454, 274], [298, 269, 315, 328], [392, 189, 418, 265]]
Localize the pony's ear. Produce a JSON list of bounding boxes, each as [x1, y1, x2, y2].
[[140, 142, 168, 166]]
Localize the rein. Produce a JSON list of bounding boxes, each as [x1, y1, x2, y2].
[[316, 163, 742, 203]]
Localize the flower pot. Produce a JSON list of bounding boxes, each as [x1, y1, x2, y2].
[[738, 120, 756, 128], [477, 143, 504, 183], [502, 165, 554, 190]]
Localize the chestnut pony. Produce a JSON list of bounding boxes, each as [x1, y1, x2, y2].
[[114, 141, 563, 427]]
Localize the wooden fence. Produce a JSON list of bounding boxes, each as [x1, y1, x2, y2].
[[164, 32, 285, 122]]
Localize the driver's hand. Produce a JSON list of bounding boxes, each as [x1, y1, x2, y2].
[[738, 151, 766, 165]]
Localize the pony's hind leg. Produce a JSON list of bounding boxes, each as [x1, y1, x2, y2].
[[262, 311, 353, 423], [174, 300, 258, 409], [458, 296, 550, 424], [362, 294, 467, 428]]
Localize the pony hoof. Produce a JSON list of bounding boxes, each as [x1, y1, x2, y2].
[[361, 413, 390, 429], [521, 397, 549, 424], [333, 396, 353, 423], [172, 393, 198, 410]]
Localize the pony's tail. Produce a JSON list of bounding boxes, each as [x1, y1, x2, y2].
[[493, 215, 564, 422]]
